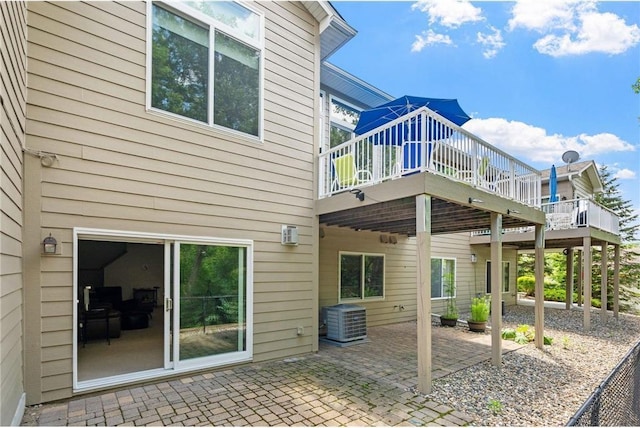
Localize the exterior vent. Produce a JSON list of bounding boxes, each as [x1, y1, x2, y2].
[[325, 304, 367, 342], [281, 225, 299, 245]]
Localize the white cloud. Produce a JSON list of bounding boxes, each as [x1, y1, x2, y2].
[[614, 168, 637, 180], [411, 30, 454, 52], [477, 26, 505, 59], [508, 0, 585, 32], [412, 0, 483, 28], [462, 117, 636, 163], [508, 0, 640, 56]]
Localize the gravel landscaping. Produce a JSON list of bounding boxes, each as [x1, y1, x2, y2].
[[424, 305, 640, 426]]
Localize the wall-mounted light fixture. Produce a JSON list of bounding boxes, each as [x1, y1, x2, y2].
[[507, 209, 521, 215], [468, 197, 484, 204], [351, 189, 365, 201], [471, 253, 477, 263], [42, 233, 58, 254]]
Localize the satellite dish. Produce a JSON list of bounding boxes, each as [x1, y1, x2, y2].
[[562, 150, 579, 171]]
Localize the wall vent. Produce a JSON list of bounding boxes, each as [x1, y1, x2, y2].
[[281, 225, 298, 245], [325, 304, 367, 342]]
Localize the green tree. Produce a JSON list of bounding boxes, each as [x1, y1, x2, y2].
[[591, 165, 640, 312], [633, 77, 640, 94]]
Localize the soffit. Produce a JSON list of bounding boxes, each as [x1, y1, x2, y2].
[[303, 1, 356, 60], [321, 62, 395, 109]]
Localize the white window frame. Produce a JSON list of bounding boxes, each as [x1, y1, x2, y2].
[[146, 1, 265, 141], [338, 251, 385, 302], [431, 257, 456, 300]]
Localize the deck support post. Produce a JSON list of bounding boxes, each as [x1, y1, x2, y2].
[[583, 237, 592, 330], [416, 194, 432, 394], [601, 243, 608, 323], [534, 223, 545, 349], [577, 249, 583, 307], [613, 244, 620, 319], [490, 213, 502, 366], [566, 248, 574, 310]]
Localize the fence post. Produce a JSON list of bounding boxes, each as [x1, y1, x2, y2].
[[202, 297, 206, 334]]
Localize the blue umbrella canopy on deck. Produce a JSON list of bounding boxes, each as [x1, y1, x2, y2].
[[353, 95, 471, 140]]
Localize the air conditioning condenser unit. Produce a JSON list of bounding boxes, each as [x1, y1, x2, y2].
[[325, 304, 367, 343]]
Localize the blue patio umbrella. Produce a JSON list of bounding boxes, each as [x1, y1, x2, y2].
[[353, 95, 471, 143], [549, 164, 558, 203]]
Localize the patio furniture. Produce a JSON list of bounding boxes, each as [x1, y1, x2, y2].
[[331, 153, 372, 191]]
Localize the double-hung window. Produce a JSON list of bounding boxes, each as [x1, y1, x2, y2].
[[431, 258, 456, 299], [339, 252, 384, 301], [149, 1, 263, 138]]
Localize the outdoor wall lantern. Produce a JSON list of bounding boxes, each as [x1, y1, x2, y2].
[[42, 233, 58, 254], [471, 254, 477, 263]]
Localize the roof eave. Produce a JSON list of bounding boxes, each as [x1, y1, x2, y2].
[[303, 1, 357, 60]]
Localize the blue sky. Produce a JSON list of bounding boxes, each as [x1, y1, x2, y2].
[[329, 1, 640, 221]]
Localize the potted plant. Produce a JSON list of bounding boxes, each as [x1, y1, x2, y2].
[[468, 296, 490, 332], [440, 278, 458, 327]]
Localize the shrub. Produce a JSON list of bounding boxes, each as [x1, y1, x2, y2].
[[501, 325, 553, 346], [517, 276, 535, 296], [470, 296, 490, 322]]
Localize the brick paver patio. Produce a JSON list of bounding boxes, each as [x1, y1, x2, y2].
[[21, 321, 519, 426]]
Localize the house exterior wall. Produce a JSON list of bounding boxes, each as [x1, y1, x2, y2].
[[319, 228, 483, 325], [569, 173, 595, 199], [471, 247, 519, 306], [23, 0, 320, 404], [0, 0, 27, 424]]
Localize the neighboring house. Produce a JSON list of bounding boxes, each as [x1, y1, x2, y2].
[[471, 159, 621, 330], [0, 1, 621, 425]]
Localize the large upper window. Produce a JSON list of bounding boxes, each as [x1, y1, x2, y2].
[[339, 252, 384, 301], [150, 2, 262, 137], [330, 97, 360, 148], [431, 258, 456, 299]]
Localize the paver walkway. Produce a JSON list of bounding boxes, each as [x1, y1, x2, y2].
[[21, 321, 520, 426]]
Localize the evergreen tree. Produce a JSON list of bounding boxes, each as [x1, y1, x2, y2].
[[591, 165, 640, 312]]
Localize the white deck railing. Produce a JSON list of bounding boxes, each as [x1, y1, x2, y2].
[[471, 198, 620, 236], [543, 199, 620, 234], [319, 106, 541, 207]]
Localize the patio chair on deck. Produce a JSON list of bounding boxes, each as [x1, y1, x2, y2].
[[331, 153, 373, 191], [459, 156, 502, 192]]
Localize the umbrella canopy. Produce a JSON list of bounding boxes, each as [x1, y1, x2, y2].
[[354, 95, 471, 138], [549, 165, 558, 203]]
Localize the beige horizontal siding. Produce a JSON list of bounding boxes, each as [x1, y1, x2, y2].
[[24, 0, 320, 402], [1, 0, 26, 423], [319, 229, 487, 326]]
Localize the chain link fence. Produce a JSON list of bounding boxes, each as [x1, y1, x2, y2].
[[568, 340, 640, 426]]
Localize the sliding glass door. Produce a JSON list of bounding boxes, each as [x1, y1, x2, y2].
[[173, 242, 249, 367]]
